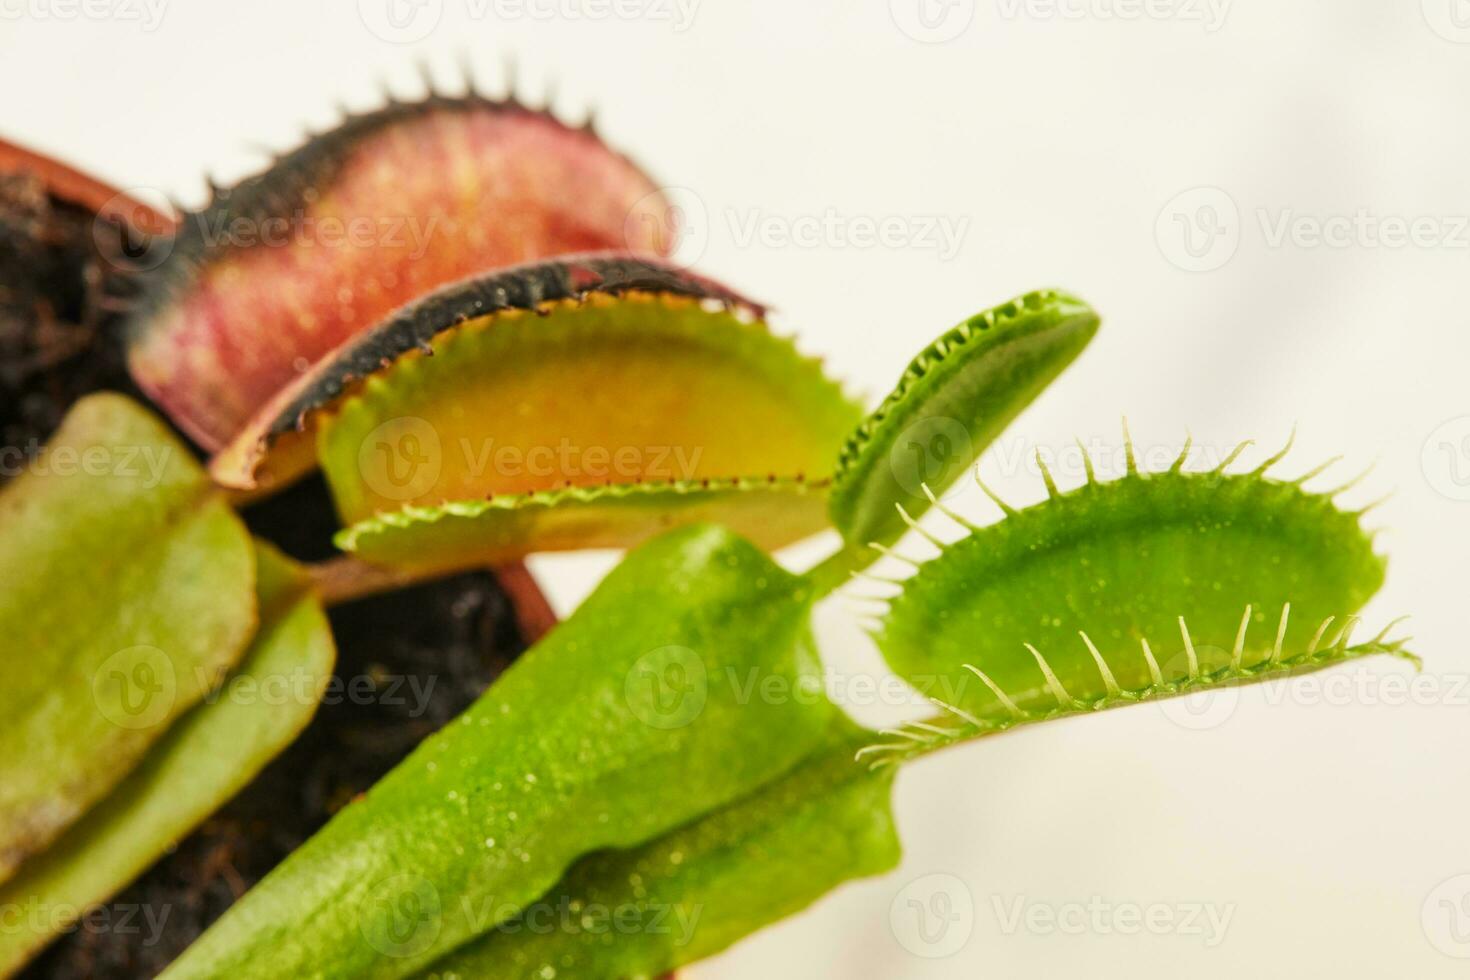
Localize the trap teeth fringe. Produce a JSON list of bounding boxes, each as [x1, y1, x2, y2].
[[859, 606, 1417, 768], [867, 541, 922, 568], [850, 423, 1387, 627], [974, 473, 1017, 516], [1214, 438, 1255, 473], [831, 289, 1085, 478], [914, 424, 1381, 560], [920, 485, 979, 532], [1253, 424, 1297, 476], [895, 502, 946, 550], [1169, 432, 1194, 472], [161, 57, 633, 259]]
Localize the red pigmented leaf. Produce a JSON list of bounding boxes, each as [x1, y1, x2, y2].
[[126, 93, 673, 453]]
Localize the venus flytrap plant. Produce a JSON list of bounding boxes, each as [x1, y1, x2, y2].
[[0, 76, 1419, 980], [395, 433, 1412, 980], [0, 279, 1415, 979], [157, 296, 1410, 979]]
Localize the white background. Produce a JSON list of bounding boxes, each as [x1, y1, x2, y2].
[[4, 0, 1469, 976]]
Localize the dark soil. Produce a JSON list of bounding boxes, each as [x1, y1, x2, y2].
[[240, 470, 355, 563], [0, 171, 144, 466]]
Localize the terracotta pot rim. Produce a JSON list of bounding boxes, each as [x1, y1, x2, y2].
[[0, 133, 177, 234]]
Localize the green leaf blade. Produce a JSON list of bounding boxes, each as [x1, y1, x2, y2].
[[0, 394, 257, 884], [419, 718, 898, 980], [0, 542, 336, 975], [827, 289, 1099, 558], [163, 524, 836, 980]]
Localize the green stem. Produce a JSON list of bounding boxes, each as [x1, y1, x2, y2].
[[804, 541, 870, 598]]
